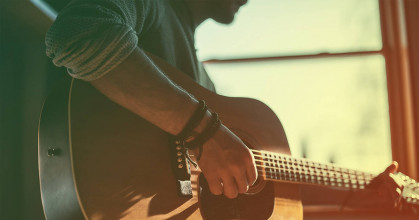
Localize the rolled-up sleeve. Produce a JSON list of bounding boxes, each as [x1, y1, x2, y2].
[[45, 0, 144, 81]]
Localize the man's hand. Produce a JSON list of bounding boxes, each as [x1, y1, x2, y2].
[[346, 161, 404, 209], [367, 161, 404, 207], [191, 124, 258, 199]]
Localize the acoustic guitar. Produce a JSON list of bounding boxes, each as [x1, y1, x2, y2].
[[38, 54, 419, 219]]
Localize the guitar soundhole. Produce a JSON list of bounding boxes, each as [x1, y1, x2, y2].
[[246, 177, 266, 195], [198, 174, 274, 220]]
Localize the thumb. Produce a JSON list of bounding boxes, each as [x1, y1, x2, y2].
[[384, 161, 399, 174]]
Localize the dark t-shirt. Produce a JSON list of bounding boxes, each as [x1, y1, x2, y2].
[[46, 0, 215, 91]]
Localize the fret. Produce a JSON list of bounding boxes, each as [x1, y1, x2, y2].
[[336, 167, 342, 176], [273, 154, 280, 179], [268, 153, 275, 180], [262, 153, 269, 179], [274, 154, 281, 180], [267, 153, 273, 179], [265, 153, 270, 179]]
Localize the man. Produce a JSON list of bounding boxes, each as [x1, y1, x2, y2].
[[46, 0, 402, 209]]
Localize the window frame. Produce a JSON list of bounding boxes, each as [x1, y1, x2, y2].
[[380, 0, 418, 180]]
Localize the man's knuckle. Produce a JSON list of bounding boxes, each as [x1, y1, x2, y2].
[[224, 191, 238, 199], [210, 187, 222, 195]]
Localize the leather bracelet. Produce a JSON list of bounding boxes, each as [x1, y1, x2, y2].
[[185, 112, 222, 160], [177, 100, 208, 140]]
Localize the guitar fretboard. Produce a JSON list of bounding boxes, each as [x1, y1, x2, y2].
[[252, 150, 375, 190], [251, 149, 419, 206]]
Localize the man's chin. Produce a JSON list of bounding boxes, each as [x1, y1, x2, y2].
[[213, 15, 235, 24]]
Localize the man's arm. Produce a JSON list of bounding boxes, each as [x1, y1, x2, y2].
[[90, 47, 258, 199], [90, 47, 196, 135]]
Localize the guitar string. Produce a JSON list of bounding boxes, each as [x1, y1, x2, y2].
[[255, 168, 370, 181], [250, 148, 359, 171], [251, 156, 375, 179], [253, 162, 372, 180], [250, 149, 375, 178], [254, 150, 368, 174], [249, 151, 374, 185], [253, 164, 373, 184], [250, 150, 374, 184], [250, 146, 418, 202], [253, 158, 373, 179], [254, 165, 418, 201], [250, 148, 349, 169], [256, 169, 419, 202], [254, 168, 372, 182], [255, 169, 369, 189]]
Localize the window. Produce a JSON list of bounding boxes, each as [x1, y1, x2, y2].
[[196, 0, 392, 174]]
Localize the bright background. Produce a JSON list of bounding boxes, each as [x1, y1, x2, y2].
[[195, 0, 391, 174]]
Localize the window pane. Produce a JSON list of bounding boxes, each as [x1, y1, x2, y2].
[[205, 55, 391, 173], [196, 0, 382, 60]]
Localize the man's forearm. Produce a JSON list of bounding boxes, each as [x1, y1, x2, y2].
[[90, 47, 199, 135]]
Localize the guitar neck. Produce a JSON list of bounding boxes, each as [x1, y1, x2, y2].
[[252, 149, 375, 190], [252, 149, 419, 207]]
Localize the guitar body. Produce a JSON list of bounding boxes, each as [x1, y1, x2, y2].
[[39, 55, 302, 219]]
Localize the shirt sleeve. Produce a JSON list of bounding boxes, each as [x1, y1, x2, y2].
[[45, 0, 145, 81]]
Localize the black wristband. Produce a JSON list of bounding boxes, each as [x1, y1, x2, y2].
[[177, 100, 208, 139]]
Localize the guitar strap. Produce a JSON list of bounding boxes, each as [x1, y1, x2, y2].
[[169, 135, 193, 197]]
